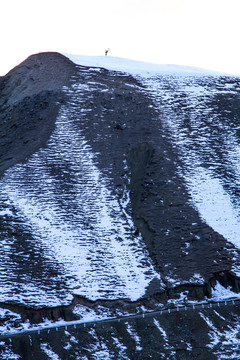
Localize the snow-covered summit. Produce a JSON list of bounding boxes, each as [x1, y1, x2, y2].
[[63, 53, 228, 77]]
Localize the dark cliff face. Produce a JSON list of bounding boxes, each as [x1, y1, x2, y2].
[[1, 52, 240, 359]]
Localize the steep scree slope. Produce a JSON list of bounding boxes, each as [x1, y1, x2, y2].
[[0, 52, 78, 175], [1, 52, 240, 359]]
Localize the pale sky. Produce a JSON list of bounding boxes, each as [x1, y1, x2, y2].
[[1, 0, 240, 76]]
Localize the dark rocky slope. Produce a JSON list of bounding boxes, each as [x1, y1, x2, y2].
[[1, 52, 240, 359], [0, 52, 77, 175], [62, 58, 234, 293]]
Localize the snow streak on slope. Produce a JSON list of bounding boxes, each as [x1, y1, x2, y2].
[[200, 312, 240, 359], [0, 78, 160, 307], [140, 74, 240, 254]]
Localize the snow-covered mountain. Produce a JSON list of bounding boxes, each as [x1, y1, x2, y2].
[[1, 52, 240, 359]]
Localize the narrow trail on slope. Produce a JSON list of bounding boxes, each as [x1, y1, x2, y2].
[[0, 298, 239, 340]]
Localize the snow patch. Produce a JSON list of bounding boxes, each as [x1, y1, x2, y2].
[[73, 304, 114, 322], [41, 344, 61, 360], [0, 346, 20, 360], [126, 324, 142, 351], [0, 209, 13, 217], [200, 312, 240, 358], [211, 282, 240, 301], [112, 337, 130, 360], [153, 318, 174, 351], [186, 167, 240, 248], [64, 53, 226, 77], [86, 328, 113, 360], [188, 273, 205, 284]]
